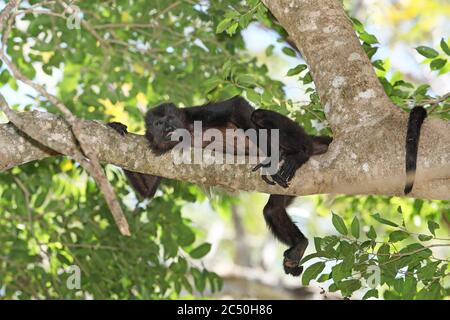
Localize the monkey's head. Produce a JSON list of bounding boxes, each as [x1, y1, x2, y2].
[[145, 102, 189, 151]]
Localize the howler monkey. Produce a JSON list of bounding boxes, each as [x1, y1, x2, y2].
[[109, 96, 332, 276]]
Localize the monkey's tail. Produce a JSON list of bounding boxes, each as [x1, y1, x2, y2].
[[404, 106, 427, 194]]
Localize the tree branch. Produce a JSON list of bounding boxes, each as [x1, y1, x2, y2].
[[0, 110, 448, 200], [258, 0, 450, 198]]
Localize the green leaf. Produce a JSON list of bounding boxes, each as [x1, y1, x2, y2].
[[360, 32, 379, 44], [299, 253, 321, 264], [224, 10, 240, 19], [226, 22, 239, 35], [261, 90, 272, 105], [332, 262, 351, 282], [236, 74, 256, 87], [350, 217, 360, 238], [339, 279, 361, 297], [418, 261, 440, 280], [265, 44, 275, 57], [0, 69, 11, 86], [377, 243, 390, 263], [440, 38, 450, 56], [302, 72, 313, 84], [314, 237, 323, 251], [388, 230, 410, 243], [332, 213, 348, 235], [414, 84, 430, 96], [216, 18, 232, 34], [191, 268, 206, 292], [286, 64, 307, 76], [402, 276, 417, 299], [316, 273, 330, 282], [366, 226, 377, 240], [427, 220, 440, 236], [302, 261, 325, 286], [176, 224, 196, 247], [371, 213, 398, 227], [430, 58, 447, 70], [362, 289, 378, 300], [246, 89, 260, 104], [282, 47, 297, 57], [203, 77, 221, 94], [418, 234, 433, 242], [372, 60, 385, 71], [239, 14, 252, 29], [189, 243, 211, 259], [416, 46, 439, 58]]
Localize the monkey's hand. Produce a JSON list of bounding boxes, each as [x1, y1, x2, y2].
[[253, 154, 300, 188], [108, 122, 128, 136], [252, 159, 277, 186]]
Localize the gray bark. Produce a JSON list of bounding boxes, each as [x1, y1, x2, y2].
[[0, 0, 449, 200], [0, 110, 448, 200]]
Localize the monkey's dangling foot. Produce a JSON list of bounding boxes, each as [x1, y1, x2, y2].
[[283, 240, 308, 276]]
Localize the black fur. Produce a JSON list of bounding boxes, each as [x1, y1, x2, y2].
[[109, 96, 332, 276], [404, 106, 427, 194]]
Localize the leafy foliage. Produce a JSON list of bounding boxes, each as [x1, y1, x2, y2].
[[0, 0, 448, 300], [303, 204, 449, 299]]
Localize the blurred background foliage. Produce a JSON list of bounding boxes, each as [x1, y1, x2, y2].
[[0, 0, 448, 299]]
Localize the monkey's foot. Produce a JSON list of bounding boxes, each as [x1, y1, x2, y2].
[[108, 122, 128, 136], [273, 155, 299, 187], [283, 241, 308, 277], [283, 258, 304, 276]]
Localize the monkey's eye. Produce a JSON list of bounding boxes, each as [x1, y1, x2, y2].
[[155, 120, 163, 126]]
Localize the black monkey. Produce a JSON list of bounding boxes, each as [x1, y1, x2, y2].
[[404, 106, 427, 194], [109, 96, 332, 276]]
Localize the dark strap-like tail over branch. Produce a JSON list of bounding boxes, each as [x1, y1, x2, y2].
[[404, 106, 427, 194]]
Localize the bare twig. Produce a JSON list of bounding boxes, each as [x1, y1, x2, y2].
[[415, 92, 450, 107]]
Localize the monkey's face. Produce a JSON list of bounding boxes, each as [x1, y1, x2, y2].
[[145, 103, 188, 150]]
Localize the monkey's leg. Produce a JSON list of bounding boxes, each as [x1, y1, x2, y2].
[[263, 195, 308, 276]]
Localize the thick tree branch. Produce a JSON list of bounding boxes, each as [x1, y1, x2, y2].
[[0, 0, 448, 205], [262, 0, 401, 134], [0, 110, 448, 200], [258, 0, 450, 198]]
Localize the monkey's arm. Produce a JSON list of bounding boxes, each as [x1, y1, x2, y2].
[[185, 96, 256, 129], [108, 122, 162, 199]]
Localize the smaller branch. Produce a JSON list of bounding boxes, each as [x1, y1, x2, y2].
[[0, 0, 20, 32], [415, 92, 450, 107], [12, 176, 34, 236]]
